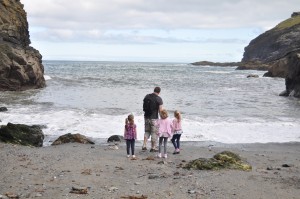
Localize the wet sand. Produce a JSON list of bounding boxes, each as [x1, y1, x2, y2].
[[0, 141, 300, 199]]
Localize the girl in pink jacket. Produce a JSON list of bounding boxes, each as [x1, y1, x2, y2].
[[156, 109, 173, 158]]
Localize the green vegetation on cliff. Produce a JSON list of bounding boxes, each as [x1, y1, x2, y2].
[[275, 15, 300, 30]]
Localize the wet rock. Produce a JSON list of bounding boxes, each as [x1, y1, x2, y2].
[[51, 133, 94, 145], [280, 52, 300, 97], [107, 135, 124, 142], [0, 123, 44, 147], [0, 107, 8, 112], [184, 151, 252, 171]]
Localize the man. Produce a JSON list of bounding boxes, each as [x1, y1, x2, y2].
[[142, 87, 163, 152]]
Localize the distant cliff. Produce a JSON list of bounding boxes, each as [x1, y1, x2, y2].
[[0, 0, 45, 91], [240, 12, 300, 77]]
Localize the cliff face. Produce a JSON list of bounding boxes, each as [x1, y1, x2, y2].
[[240, 12, 300, 78], [279, 51, 300, 97], [0, 0, 45, 91]]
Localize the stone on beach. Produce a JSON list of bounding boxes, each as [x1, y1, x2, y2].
[[107, 135, 124, 143], [0, 123, 44, 147], [51, 133, 95, 145]]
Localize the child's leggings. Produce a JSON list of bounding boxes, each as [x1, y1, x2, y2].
[[158, 137, 168, 154], [126, 139, 135, 155], [171, 134, 182, 149]]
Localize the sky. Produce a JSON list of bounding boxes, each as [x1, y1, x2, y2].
[[22, 0, 298, 63]]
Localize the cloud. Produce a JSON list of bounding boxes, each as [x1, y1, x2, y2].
[[20, 0, 298, 62], [23, 0, 297, 30]]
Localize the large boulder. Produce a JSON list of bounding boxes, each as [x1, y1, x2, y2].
[[279, 51, 300, 97], [0, 0, 45, 91], [0, 123, 44, 147], [240, 12, 300, 77], [52, 133, 95, 145]]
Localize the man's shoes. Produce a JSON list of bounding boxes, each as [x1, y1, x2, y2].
[[150, 148, 158, 152], [142, 147, 147, 151]]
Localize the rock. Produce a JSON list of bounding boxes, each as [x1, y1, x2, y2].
[[108, 187, 118, 192], [280, 51, 300, 97], [282, 163, 294, 167], [0, 123, 44, 147], [51, 133, 95, 145], [188, 190, 196, 194], [148, 174, 160, 179], [69, 186, 88, 194], [0, 0, 45, 91], [191, 61, 241, 67], [107, 135, 124, 143], [4, 192, 19, 199], [241, 12, 300, 77], [247, 74, 259, 78], [0, 107, 8, 112]]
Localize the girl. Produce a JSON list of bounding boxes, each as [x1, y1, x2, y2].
[[124, 114, 137, 158], [156, 109, 173, 158], [171, 110, 183, 154]]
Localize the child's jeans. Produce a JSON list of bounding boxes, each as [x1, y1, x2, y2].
[[126, 139, 135, 155], [171, 134, 182, 149], [158, 137, 168, 154]]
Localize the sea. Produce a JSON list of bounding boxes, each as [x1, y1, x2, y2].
[[1, 61, 300, 146]]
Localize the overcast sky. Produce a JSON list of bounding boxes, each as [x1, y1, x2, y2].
[[22, 0, 298, 63]]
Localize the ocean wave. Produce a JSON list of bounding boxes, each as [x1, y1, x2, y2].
[[44, 75, 52, 80]]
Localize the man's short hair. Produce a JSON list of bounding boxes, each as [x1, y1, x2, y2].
[[154, 87, 161, 93]]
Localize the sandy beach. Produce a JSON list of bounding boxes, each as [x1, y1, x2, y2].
[[0, 141, 300, 199]]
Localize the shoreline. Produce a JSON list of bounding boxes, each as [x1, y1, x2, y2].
[[1, 141, 299, 198]]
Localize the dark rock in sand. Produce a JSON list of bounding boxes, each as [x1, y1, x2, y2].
[[107, 135, 124, 143], [0, 107, 8, 112], [0, 123, 44, 147], [52, 133, 95, 145], [0, 0, 45, 91]]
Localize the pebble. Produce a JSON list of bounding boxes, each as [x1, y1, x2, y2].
[[188, 190, 196, 194], [282, 163, 293, 167], [134, 182, 140, 185], [108, 187, 118, 192], [148, 174, 160, 179]]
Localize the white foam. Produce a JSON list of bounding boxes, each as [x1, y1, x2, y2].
[[44, 75, 52, 80], [1, 108, 300, 145]]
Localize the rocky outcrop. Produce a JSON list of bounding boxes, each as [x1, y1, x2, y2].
[[279, 51, 300, 97], [191, 61, 241, 67], [52, 133, 95, 145], [0, 123, 44, 147], [241, 12, 300, 77], [0, 0, 45, 91]]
